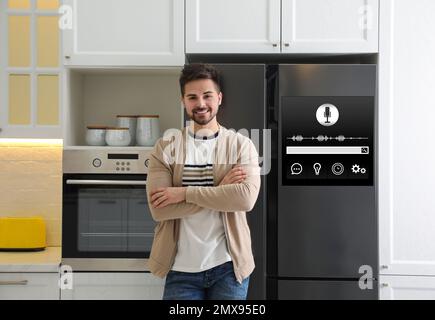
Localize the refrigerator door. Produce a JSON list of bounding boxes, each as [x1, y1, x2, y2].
[[278, 280, 378, 300], [184, 64, 267, 299], [276, 65, 378, 279], [277, 186, 377, 278]]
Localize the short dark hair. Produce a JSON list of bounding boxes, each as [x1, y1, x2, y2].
[[179, 63, 221, 96]]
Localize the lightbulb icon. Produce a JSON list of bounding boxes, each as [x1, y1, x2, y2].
[[313, 163, 322, 176]]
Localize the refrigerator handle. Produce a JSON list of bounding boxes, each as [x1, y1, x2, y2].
[[266, 66, 279, 125], [266, 66, 279, 160]]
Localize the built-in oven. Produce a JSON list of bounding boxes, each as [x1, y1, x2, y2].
[[62, 148, 155, 271]]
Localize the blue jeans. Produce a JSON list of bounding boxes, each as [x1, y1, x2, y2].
[[163, 261, 250, 300]]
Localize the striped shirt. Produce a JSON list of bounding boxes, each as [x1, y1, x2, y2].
[[172, 130, 232, 272], [182, 164, 214, 186]]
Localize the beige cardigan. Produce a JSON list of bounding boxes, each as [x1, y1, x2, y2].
[[145, 126, 261, 283]]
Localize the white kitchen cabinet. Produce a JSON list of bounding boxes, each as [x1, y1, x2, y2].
[[379, 276, 435, 300], [62, 0, 184, 67], [186, 0, 378, 54], [60, 272, 164, 300], [0, 273, 59, 300], [0, 0, 63, 139], [186, 0, 281, 54], [281, 0, 378, 53], [378, 0, 435, 276]]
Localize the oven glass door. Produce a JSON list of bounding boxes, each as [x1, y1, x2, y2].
[[63, 174, 155, 258]]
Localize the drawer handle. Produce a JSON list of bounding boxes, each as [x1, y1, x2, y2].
[[0, 280, 28, 286]]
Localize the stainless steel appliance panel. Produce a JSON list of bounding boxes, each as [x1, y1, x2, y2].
[[184, 64, 267, 299], [278, 64, 376, 97], [277, 187, 376, 278], [269, 64, 378, 299], [63, 148, 150, 174], [62, 149, 154, 270], [214, 64, 267, 300], [278, 280, 378, 300]]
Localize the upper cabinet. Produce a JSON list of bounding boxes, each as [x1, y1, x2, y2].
[[186, 0, 379, 54], [281, 0, 378, 53], [62, 0, 185, 67], [186, 0, 281, 54], [0, 0, 62, 139]]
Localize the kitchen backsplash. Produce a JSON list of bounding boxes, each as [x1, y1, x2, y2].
[[0, 141, 62, 246]]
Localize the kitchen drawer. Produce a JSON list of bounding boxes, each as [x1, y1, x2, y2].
[[0, 273, 59, 300], [60, 272, 164, 300]]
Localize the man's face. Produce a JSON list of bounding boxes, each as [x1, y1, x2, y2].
[[182, 79, 222, 126]]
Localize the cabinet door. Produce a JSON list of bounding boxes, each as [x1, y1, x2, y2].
[[186, 0, 280, 54], [379, 0, 435, 276], [60, 272, 164, 300], [0, 0, 62, 139], [380, 276, 435, 300], [282, 0, 378, 53], [62, 0, 184, 66], [0, 273, 59, 300]]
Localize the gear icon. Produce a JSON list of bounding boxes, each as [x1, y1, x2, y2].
[[352, 164, 361, 174], [360, 168, 367, 174]]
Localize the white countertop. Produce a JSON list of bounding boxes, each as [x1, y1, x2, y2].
[[0, 247, 61, 273]]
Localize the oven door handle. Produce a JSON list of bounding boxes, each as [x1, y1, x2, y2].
[[66, 180, 147, 186]]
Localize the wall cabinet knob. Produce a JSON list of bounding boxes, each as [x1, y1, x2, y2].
[[65, 55, 71, 59], [272, 43, 278, 47], [380, 265, 389, 269], [284, 43, 290, 47]]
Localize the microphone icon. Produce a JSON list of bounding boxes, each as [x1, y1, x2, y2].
[[317, 103, 339, 127], [324, 106, 331, 124]]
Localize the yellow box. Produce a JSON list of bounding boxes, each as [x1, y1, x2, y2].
[[0, 217, 46, 251]]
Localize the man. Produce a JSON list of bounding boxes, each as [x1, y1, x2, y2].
[[146, 63, 261, 300]]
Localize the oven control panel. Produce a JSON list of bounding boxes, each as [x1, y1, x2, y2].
[[281, 96, 374, 186], [63, 149, 151, 174]]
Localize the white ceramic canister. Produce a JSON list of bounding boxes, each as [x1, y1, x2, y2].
[[105, 127, 131, 146], [136, 115, 160, 147], [86, 126, 107, 146], [116, 115, 138, 146]]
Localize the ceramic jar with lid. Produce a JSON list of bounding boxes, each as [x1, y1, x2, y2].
[[136, 115, 160, 147], [105, 127, 131, 146], [116, 115, 138, 146], [86, 126, 107, 146]]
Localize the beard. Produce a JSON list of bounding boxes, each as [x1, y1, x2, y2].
[[189, 107, 218, 125]]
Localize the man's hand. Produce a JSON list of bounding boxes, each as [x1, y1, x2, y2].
[[150, 187, 187, 209], [219, 165, 247, 186]]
